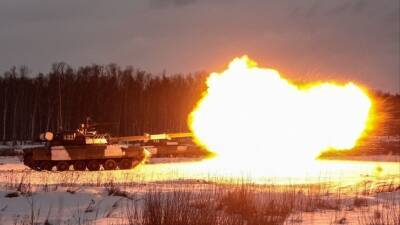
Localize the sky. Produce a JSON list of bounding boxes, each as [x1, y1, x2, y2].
[[0, 0, 399, 93]]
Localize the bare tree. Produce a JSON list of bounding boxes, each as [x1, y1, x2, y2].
[[2, 86, 7, 144]]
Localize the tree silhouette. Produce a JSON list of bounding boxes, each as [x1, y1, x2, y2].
[[0, 63, 398, 144]]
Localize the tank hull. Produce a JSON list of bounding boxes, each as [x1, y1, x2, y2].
[[23, 144, 147, 171]]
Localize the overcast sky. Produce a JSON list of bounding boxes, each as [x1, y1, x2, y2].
[[0, 0, 398, 93]]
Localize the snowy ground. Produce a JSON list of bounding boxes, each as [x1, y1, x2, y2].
[[0, 156, 399, 225]]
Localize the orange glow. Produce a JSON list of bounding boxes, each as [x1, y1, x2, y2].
[[189, 56, 373, 169]]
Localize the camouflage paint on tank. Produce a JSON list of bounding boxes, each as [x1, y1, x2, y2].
[[31, 144, 144, 161], [142, 144, 208, 157]]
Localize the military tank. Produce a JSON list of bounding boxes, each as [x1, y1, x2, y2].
[[111, 132, 211, 158], [23, 124, 148, 171]]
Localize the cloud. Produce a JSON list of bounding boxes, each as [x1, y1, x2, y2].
[[0, 0, 398, 92], [149, 0, 197, 9]]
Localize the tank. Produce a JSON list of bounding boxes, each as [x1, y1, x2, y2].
[[142, 138, 210, 158], [111, 133, 211, 158], [23, 128, 148, 171]]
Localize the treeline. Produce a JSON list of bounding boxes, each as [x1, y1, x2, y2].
[[0, 63, 399, 143], [0, 63, 207, 142], [371, 91, 400, 137]]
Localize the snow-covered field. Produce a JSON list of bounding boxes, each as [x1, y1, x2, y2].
[[0, 156, 399, 225]]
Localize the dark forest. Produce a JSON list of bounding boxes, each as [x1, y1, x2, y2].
[[0, 63, 399, 143]]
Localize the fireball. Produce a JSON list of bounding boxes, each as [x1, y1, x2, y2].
[[189, 56, 373, 169]]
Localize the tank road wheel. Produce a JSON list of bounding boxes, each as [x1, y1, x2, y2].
[[29, 161, 41, 171], [39, 161, 53, 171], [73, 161, 86, 171], [104, 159, 117, 170], [118, 159, 132, 170], [56, 161, 70, 171], [87, 160, 100, 171]]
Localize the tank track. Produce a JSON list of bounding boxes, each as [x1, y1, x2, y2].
[[23, 154, 144, 171]]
